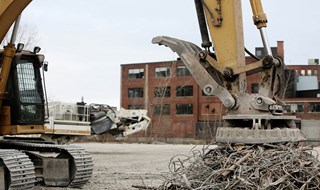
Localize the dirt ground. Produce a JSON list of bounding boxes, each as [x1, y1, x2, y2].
[[32, 143, 320, 190], [33, 143, 213, 190]]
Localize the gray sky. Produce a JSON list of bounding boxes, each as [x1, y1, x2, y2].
[[19, 0, 320, 107]]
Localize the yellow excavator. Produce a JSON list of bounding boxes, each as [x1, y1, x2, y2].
[[153, 0, 305, 144], [0, 1, 150, 189]]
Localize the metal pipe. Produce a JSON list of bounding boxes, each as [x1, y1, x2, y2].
[[10, 14, 22, 44], [259, 28, 272, 56], [194, 0, 212, 49]]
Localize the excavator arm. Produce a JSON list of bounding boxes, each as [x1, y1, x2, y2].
[[153, 0, 305, 144]]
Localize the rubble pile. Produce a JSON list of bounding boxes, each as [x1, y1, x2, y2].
[[157, 143, 320, 190]]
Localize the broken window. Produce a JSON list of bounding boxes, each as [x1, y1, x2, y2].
[[153, 104, 170, 115], [128, 68, 144, 79], [155, 67, 171, 77], [176, 66, 191, 76], [154, 86, 170, 97]]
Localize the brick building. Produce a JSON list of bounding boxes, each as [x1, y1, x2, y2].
[[120, 41, 320, 141], [121, 60, 216, 140]]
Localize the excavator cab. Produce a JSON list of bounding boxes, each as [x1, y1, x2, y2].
[[2, 49, 45, 125], [0, 47, 46, 133]]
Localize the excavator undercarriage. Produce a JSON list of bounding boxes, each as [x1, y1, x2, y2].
[[0, 141, 93, 189]]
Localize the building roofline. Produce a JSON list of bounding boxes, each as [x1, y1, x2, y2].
[[121, 59, 181, 66], [287, 64, 320, 66]]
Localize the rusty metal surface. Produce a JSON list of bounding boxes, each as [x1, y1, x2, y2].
[[151, 144, 320, 190], [216, 128, 306, 144]]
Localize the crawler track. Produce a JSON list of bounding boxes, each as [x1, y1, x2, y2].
[[0, 149, 35, 190], [64, 146, 94, 187], [0, 141, 94, 188]]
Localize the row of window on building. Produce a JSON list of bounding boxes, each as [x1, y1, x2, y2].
[[283, 102, 320, 113], [128, 104, 193, 115], [296, 69, 318, 76], [129, 66, 319, 79], [128, 66, 191, 79], [128, 86, 194, 98], [127, 102, 320, 116]]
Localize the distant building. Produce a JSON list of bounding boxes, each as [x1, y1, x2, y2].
[[120, 41, 320, 142]]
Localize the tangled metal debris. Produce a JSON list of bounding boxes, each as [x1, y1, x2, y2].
[[141, 143, 320, 190]]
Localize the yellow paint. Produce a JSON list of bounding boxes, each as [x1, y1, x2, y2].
[[0, 124, 45, 135], [203, 0, 247, 93], [44, 129, 90, 136], [0, 106, 10, 126], [203, 0, 245, 68], [0, 0, 32, 42]]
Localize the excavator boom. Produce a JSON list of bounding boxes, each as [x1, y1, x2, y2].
[[0, 0, 31, 43]]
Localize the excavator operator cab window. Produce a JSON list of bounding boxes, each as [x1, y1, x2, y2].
[[1, 53, 46, 125], [16, 60, 44, 123], [16, 61, 42, 103]]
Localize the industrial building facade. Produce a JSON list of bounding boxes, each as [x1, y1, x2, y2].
[[120, 41, 320, 141]]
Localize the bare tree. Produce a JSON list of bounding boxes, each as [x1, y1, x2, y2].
[[149, 61, 202, 141], [1, 23, 38, 50], [149, 61, 177, 140]]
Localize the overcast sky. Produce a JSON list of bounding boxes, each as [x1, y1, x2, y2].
[[17, 0, 320, 107]]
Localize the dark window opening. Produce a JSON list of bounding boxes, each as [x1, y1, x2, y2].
[[176, 104, 193, 115], [251, 83, 259, 93], [309, 102, 320, 112], [154, 104, 170, 115], [176, 86, 193, 97], [128, 88, 144, 98], [154, 86, 170, 97], [128, 105, 144, 109]]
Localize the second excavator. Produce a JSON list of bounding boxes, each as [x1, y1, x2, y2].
[[152, 0, 305, 144]]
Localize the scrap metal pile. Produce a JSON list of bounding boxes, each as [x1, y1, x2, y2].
[[156, 143, 320, 190]]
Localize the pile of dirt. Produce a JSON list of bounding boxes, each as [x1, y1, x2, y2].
[[152, 143, 320, 190]]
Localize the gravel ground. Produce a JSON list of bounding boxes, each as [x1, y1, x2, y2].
[[32, 143, 320, 190], [32, 143, 213, 190]]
